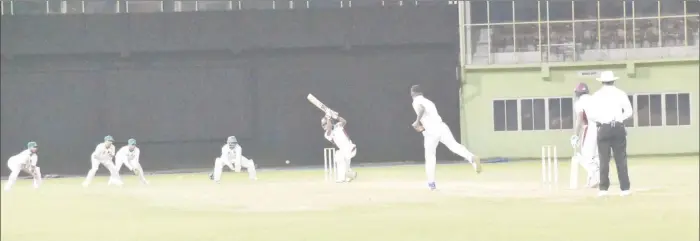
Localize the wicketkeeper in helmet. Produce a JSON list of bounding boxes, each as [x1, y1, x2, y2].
[[571, 83, 601, 189], [83, 135, 123, 187], [115, 138, 149, 185], [4, 141, 42, 191], [209, 136, 257, 183]]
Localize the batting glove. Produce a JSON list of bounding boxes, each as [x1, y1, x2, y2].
[[569, 135, 579, 148]]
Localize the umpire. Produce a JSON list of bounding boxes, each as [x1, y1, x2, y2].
[[592, 71, 633, 197]]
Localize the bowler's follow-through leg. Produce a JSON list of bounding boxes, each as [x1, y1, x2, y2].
[[437, 124, 481, 173]]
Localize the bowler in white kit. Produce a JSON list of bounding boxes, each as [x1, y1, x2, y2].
[[322, 114, 357, 183], [410, 85, 481, 190], [115, 138, 149, 184], [83, 135, 124, 187], [570, 83, 600, 189], [4, 142, 42, 191], [209, 136, 257, 182]]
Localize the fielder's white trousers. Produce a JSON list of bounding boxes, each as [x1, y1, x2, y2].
[[213, 156, 256, 181], [423, 122, 475, 183], [83, 157, 122, 187], [574, 125, 600, 187], [115, 157, 149, 184], [334, 145, 357, 182], [4, 157, 41, 191]]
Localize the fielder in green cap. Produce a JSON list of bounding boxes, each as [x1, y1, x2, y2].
[[115, 138, 149, 184], [83, 135, 123, 187], [4, 141, 42, 191]]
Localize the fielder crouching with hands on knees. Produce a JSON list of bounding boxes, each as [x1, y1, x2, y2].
[[4, 141, 42, 191], [591, 71, 633, 197]]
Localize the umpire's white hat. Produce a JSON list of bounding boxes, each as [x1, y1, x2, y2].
[[596, 70, 619, 82]]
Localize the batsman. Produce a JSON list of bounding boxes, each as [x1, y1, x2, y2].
[[4, 142, 42, 191], [322, 114, 357, 183], [570, 83, 600, 189]]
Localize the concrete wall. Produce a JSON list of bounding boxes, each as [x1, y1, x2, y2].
[[460, 59, 700, 159]]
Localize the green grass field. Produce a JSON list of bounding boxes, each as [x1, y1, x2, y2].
[[2, 156, 698, 241]]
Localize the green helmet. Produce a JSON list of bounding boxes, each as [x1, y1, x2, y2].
[[104, 135, 114, 142], [128, 138, 136, 146], [227, 136, 237, 144], [27, 141, 37, 149]]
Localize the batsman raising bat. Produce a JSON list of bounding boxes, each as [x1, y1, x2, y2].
[[4, 142, 42, 191], [308, 93, 357, 183], [321, 114, 357, 183], [410, 85, 481, 190], [115, 138, 149, 185]]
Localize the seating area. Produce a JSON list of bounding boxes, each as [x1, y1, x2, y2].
[[465, 1, 700, 64], [469, 17, 699, 64]]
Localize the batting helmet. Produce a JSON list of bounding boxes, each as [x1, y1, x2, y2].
[[574, 83, 589, 96]]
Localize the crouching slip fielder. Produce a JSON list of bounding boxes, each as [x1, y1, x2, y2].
[[210, 136, 257, 182], [83, 135, 123, 187], [115, 138, 149, 185], [410, 85, 481, 190], [570, 83, 600, 189], [4, 142, 42, 191], [322, 115, 357, 183]]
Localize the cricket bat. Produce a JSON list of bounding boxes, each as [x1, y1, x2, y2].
[[307, 94, 338, 119]]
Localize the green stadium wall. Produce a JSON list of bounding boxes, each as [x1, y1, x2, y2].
[[460, 58, 700, 159]]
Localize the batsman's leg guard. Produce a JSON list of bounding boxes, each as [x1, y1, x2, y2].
[[346, 147, 357, 181], [334, 150, 347, 182]]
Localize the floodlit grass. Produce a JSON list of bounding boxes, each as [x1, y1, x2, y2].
[[2, 156, 698, 241]]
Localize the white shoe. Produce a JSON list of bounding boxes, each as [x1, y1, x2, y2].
[[597, 190, 608, 197], [82, 182, 89, 187], [620, 190, 632, 196]]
